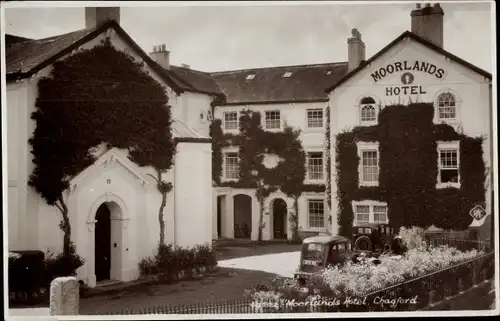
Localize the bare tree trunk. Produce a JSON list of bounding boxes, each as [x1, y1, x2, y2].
[[256, 181, 264, 242], [258, 197, 264, 242], [55, 195, 71, 257], [156, 169, 167, 247]]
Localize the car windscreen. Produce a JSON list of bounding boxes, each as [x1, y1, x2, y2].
[[302, 243, 326, 259]]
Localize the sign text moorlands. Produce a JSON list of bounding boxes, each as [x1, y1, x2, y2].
[[370, 60, 445, 97]]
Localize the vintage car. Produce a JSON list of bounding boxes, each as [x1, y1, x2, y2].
[[294, 235, 354, 284], [352, 223, 395, 254], [352, 223, 407, 255]]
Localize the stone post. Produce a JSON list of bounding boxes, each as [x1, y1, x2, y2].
[[49, 277, 80, 316]]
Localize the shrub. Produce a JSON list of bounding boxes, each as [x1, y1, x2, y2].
[[44, 243, 86, 286], [247, 245, 483, 311], [398, 226, 426, 250], [138, 242, 217, 283], [9, 250, 45, 303], [9, 243, 85, 305]]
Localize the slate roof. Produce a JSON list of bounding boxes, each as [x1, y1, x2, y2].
[[5, 28, 99, 75], [210, 62, 348, 105]]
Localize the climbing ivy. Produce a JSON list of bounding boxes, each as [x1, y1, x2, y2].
[[335, 102, 485, 237], [29, 37, 176, 255], [325, 105, 332, 226], [210, 110, 326, 240]]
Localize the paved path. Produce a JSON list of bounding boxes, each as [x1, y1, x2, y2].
[[217, 251, 301, 278]]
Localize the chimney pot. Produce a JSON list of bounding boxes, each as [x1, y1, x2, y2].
[[162, 44, 166, 51], [416, 4, 421, 8]]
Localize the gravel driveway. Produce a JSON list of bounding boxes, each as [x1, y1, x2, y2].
[[218, 251, 301, 278]]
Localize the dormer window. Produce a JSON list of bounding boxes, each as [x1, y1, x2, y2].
[[359, 96, 378, 126], [283, 71, 292, 78], [246, 74, 255, 80]]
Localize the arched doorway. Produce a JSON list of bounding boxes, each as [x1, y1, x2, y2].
[[233, 194, 252, 239], [272, 199, 287, 239], [95, 203, 111, 281]]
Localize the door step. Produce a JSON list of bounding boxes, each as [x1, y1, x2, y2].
[[95, 279, 123, 288]]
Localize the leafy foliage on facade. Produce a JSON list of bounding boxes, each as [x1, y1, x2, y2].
[[29, 38, 176, 254], [335, 102, 485, 236]]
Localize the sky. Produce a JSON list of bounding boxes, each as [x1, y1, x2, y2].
[[2, 1, 494, 73]]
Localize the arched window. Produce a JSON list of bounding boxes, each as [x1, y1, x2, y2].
[[359, 96, 377, 125], [437, 92, 457, 120]]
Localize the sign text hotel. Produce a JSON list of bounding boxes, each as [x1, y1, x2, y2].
[[370, 60, 445, 97]]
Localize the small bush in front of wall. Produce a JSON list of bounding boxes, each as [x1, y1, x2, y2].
[[139, 243, 218, 283], [335, 102, 486, 236], [8, 250, 46, 305], [8, 243, 85, 306]]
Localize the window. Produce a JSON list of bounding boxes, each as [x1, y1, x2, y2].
[[437, 141, 460, 188], [355, 205, 370, 225], [357, 142, 379, 186], [307, 109, 323, 128], [307, 152, 324, 180], [223, 112, 238, 130], [308, 199, 325, 228], [335, 243, 346, 254], [360, 105, 376, 122], [353, 202, 388, 225], [265, 110, 281, 129], [283, 71, 292, 78], [373, 206, 388, 224], [361, 150, 379, 184], [246, 74, 255, 80], [224, 152, 239, 180], [437, 92, 456, 121], [359, 96, 377, 125]]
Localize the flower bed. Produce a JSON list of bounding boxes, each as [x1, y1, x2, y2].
[[245, 227, 486, 312]]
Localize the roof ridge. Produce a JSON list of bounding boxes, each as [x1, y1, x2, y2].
[[210, 61, 347, 75]]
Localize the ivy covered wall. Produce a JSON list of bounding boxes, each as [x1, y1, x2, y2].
[[335, 102, 486, 237], [210, 110, 326, 194]]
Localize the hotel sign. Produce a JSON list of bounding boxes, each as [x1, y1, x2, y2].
[[370, 60, 446, 97]]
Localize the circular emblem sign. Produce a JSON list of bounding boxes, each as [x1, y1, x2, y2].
[[401, 72, 414, 85]]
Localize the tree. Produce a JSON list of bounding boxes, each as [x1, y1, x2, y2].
[[29, 38, 175, 256]]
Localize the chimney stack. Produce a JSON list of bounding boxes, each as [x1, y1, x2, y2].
[[150, 44, 170, 70], [411, 3, 444, 48], [85, 7, 120, 29], [347, 28, 366, 72]]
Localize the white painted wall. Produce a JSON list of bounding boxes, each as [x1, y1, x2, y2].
[[212, 101, 330, 237], [174, 142, 213, 248], [214, 187, 329, 240], [171, 92, 214, 138], [328, 37, 492, 235], [6, 28, 213, 288]]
